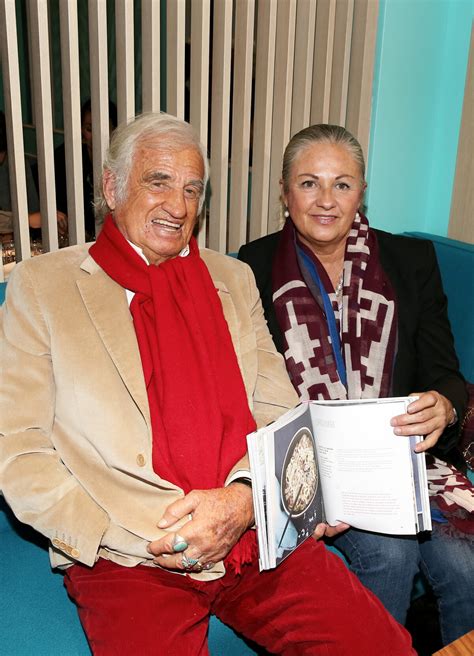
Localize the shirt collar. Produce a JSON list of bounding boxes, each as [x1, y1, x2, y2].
[[126, 240, 190, 263]]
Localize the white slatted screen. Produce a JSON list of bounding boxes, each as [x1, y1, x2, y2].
[[59, 1, 85, 245], [189, 0, 211, 247], [0, 0, 31, 264], [1, 0, 380, 264], [88, 0, 110, 238]]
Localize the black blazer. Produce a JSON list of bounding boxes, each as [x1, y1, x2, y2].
[[238, 228, 467, 462]]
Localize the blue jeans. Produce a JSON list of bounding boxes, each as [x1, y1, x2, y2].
[[330, 522, 474, 645]]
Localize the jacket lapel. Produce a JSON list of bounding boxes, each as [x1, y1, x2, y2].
[[214, 280, 244, 367], [77, 256, 151, 427], [76, 255, 242, 425]]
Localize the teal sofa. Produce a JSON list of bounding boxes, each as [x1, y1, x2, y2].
[[0, 497, 261, 655], [0, 232, 472, 654], [404, 232, 474, 382]]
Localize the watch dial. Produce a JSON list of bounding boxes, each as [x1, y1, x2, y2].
[[281, 427, 318, 517]]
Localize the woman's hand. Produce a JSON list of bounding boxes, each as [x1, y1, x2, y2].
[[147, 483, 254, 572], [390, 391, 455, 452], [312, 522, 350, 540]]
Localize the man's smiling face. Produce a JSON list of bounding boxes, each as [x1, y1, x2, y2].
[[103, 137, 205, 265]]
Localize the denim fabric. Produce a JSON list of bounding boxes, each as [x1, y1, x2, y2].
[[331, 522, 474, 645]]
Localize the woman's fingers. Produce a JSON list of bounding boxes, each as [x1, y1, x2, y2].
[[390, 390, 454, 450]]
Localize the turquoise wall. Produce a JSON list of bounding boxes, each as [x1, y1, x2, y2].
[[366, 0, 472, 236]]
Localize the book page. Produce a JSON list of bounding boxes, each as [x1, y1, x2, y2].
[[266, 404, 324, 567], [310, 399, 419, 534], [247, 401, 318, 570], [247, 430, 269, 569]]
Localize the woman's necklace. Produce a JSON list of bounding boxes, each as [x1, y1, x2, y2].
[[334, 270, 344, 299], [334, 270, 344, 338]]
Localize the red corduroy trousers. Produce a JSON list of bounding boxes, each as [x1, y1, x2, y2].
[[64, 539, 415, 656]]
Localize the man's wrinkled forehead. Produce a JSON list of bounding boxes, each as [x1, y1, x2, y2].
[[135, 137, 204, 172]]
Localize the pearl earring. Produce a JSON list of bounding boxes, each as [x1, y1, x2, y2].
[[284, 209, 289, 218]]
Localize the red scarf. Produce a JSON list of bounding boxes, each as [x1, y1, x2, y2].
[[90, 216, 257, 568]]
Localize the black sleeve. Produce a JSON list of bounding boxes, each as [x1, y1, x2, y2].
[[412, 240, 467, 456], [238, 237, 285, 355]]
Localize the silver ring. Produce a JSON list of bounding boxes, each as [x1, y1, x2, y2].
[[172, 533, 189, 553], [202, 562, 215, 571], [181, 554, 204, 572], [181, 554, 197, 569]]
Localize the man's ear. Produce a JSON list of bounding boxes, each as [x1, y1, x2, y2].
[[102, 169, 116, 210]]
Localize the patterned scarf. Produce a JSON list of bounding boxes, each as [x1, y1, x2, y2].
[[426, 455, 474, 537], [272, 213, 473, 537], [272, 213, 397, 401], [90, 215, 257, 569]]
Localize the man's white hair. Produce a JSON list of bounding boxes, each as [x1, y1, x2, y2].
[[95, 112, 209, 220]]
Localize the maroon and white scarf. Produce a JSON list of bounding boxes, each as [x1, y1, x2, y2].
[[272, 213, 473, 536], [426, 455, 474, 537], [272, 212, 397, 401]]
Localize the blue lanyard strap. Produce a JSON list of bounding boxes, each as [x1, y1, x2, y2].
[[297, 245, 347, 388]]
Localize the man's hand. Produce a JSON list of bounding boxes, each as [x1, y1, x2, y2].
[[390, 391, 455, 452], [147, 484, 254, 571], [56, 211, 68, 234], [312, 522, 350, 540]]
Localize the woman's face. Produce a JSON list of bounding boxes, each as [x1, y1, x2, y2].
[[281, 142, 366, 255]]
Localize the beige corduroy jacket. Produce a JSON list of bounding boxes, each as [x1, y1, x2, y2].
[[0, 245, 298, 580]]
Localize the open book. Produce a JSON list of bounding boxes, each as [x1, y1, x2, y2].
[[246, 397, 431, 571]]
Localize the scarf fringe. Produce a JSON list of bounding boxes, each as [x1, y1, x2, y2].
[[224, 531, 258, 575]]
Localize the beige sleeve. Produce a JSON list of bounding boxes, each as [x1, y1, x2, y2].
[[0, 264, 109, 566]]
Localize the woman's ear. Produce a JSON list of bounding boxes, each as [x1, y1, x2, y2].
[[358, 181, 367, 207], [279, 179, 287, 208], [102, 169, 116, 210]]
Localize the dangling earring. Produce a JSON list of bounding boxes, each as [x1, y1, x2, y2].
[[284, 208, 289, 218]]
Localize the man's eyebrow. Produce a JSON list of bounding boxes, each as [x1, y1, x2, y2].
[[187, 179, 205, 189], [143, 171, 171, 182], [142, 171, 204, 189]]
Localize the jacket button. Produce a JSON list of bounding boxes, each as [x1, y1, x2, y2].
[[52, 538, 61, 547], [136, 453, 146, 467], [71, 548, 80, 559]]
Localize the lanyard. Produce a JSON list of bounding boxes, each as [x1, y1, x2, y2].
[[297, 245, 347, 388]]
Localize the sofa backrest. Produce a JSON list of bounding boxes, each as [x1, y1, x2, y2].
[[404, 232, 474, 382]]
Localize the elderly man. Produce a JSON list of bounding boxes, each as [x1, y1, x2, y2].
[[0, 113, 415, 655]]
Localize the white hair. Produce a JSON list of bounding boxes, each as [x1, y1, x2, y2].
[[95, 112, 209, 220]]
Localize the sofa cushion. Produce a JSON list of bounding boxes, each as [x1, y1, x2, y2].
[[403, 232, 474, 382], [0, 497, 260, 655]]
